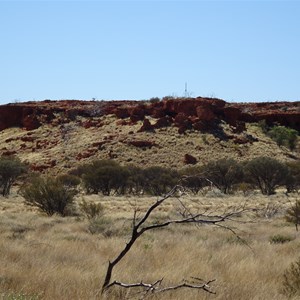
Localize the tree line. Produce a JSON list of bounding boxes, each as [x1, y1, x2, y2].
[[0, 154, 299, 217], [1, 156, 300, 199], [72, 157, 300, 196]]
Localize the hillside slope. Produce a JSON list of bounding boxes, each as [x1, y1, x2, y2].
[[0, 97, 299, 174]]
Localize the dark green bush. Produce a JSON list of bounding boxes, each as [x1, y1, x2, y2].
[[0, 156, 27, 196], [180, 166, 210, 195], [57, 174, 81, 189], [81, 160, 129, 195], [149, 97, 161, 103], [69, 164, 91, 177], [79, 199, 105, 219], [244, 157, 288, 195], [76, 161, 179, 196], [125, 165, 145, 195], [202, 159, 243, 194], [268, 125, 298, 150], [286, 161, 300, 193], [258, 122, 299, 151], [269, 234, 294, 244], [162, 95, 176, 101], [285, 200, 300, 231], [21, 177, 77, 216], [142, 166, 179, 196]]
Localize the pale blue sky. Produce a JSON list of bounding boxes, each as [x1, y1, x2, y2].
[[0, 1, 299, 104]]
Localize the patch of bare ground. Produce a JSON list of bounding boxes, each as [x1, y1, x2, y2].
[[0, 189, 300, 299]]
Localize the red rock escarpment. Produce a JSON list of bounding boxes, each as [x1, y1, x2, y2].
[[0, 98, 299, 132]]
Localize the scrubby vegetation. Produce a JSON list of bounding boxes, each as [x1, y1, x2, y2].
[[67, 157, 298, 197], [258, 121, 299, 151], [268, 125, 298, 150], [285, 200, 300, 231], [76, 160, 180, 196], [79, 199, 105, 220], [202, 158, 243, 194], [80, 160, 128, 195], [286, 161, 300, 193], [6, 156, 298, 208], [0, 155, 27, 196], [0, 151, 300, 299], [244, 157, 289, 195], [20, 176, 78, 216], [282, 258, 300, 297]]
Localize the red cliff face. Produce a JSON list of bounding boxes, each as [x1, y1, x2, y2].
[[0, 105, 43, 131], [0, 98, 299, 133], [0, 106, 24, 130], [232, 101, 300, 131]]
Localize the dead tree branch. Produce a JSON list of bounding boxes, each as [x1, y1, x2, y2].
[[106, 277, 216, 298], [101, 184, 249, 296], [101, 185, 180, 293]]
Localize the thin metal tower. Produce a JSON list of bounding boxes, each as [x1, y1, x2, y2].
[[185, 82, 188, 97]]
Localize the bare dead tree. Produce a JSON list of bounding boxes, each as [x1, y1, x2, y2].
[[101, 185, 249, 297]]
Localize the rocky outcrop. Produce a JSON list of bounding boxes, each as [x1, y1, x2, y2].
[[127, 140, 157, 148], [223, 107, 241, 127], [22, 114, 41, 130], [161, 99, 298, 132], [232, 101, 300, 131], [138, 119, 154, 132], [0, 106, 24, 130], [0, 98, 299, 133], [174, 113, 192, 133], [184, 154, 197, 165], [154, 116, 172, 128]]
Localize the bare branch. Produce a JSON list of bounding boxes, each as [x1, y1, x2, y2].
[[135, 185, 179, 229], [101, 186, 180, 293], [106, 277, 216, 297], [106, 278, 163, 291], [157, 279, 216, 294]]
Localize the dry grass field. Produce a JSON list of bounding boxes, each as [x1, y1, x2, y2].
[[1, 189, 300, 299]]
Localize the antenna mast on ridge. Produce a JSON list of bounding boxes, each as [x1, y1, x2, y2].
[[184, 82, 188, 97]]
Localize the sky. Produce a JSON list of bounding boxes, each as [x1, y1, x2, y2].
[[0, 0, 300, 105]]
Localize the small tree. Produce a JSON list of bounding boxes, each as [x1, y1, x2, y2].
[[244, 157, 288, 195], [0, 156, 27, 196], [285, 200, 300, 231], [286, 161, 300, 194], [81, 160, 129, 195], [142, 166, 179, 196], [203, 159, 243, 194], [57, 174, 81, 190], [268, 125, 298, 151], [180, 166, 210, 195], [126, 165, 145, 195], [21, 176, 77, 216]]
